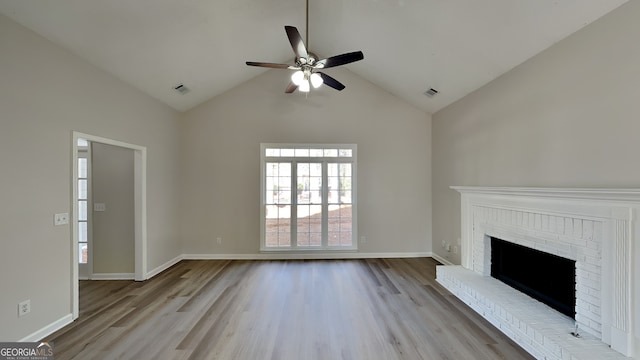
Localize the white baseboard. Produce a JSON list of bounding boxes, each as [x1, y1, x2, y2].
[[19, 313, 73, 342], [138, 252, 438, 281], [145, 254, 184, 279], [90, 273, 135, 280], [182, 252, 432, 260], [431, 253, 454, 265]]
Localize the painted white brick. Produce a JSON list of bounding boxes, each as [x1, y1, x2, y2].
[[576, 261, 600, 274], [583, 256, 600, 267], [582, 246, 601, 260], [583, 220, 593, 240], [535, 214, 542, 230], [554, 216, 564, 235], [585, 239, 600, 251], [543, 336, 562, 358], [541, 214, 549, 232], [573, 219, 583, 239], [592, 221, 603, 242], [548, 215, 557, 234], [564, 218, 573, 236]]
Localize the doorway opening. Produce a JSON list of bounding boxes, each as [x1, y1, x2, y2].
[[71, 131, 147, 319]]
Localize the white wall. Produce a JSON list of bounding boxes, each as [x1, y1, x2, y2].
[[91, 142, 135, 274], [181, 67, 432, 256], [0, 14, 182, 340], [432, 1, 640, 266]]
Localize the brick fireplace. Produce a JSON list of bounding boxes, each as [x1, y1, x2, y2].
[[436, 187, 639, 359]]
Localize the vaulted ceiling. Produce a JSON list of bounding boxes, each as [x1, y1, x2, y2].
[[0, 0, 627, 114]]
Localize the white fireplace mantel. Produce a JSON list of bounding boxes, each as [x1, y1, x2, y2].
[[439, 186, 640, 359]]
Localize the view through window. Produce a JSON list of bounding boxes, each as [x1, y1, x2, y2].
[[261, 144, 357, 250], [77, 138, 89, 264]]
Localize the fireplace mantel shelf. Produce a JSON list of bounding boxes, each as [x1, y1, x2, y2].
[[451, 186, 640, 202]]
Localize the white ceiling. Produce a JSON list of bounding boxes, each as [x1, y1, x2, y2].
[[0, 0, 627, 114]]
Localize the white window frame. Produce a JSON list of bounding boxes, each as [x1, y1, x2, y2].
[[260, 143, 358, 251], [77, 140, 92, 278]]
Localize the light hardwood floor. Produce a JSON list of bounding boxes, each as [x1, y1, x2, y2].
[[46, 258, 534, 359]]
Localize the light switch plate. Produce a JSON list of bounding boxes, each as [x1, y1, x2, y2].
[[94, 203, 106, 212]]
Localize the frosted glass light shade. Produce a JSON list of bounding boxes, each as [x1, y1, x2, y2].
[[291, 71, 304, 85], [299, 79, 310, 92], [310, 73, 323, 88]]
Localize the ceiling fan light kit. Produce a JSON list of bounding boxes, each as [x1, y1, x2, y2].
[[246, 22, 363, 94]]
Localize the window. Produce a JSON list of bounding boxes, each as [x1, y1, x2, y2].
[[261, 144, 357, 250], [77, 139, 90, 264]]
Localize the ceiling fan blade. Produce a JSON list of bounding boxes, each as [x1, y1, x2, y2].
[[246, 61, 298, 70], [315, 51, 364, 69], [285, 82, 298, 93], [318, 72, 345, 91], [285, 26, 308, 60]]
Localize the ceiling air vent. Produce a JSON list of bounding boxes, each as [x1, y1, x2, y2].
[[173, 84, 190, 95], [423, 88, 439, 98]]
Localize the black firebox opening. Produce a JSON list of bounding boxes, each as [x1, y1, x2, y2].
[[491, 237, 576, 319]]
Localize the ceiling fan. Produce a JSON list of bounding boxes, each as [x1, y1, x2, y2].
[[245, 2, 364, 94]]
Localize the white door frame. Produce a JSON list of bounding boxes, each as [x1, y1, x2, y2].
[[71, 131, 147, 319]]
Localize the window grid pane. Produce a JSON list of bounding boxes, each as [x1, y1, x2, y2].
[[78, 200, 87, 221], [297, 163, 322, 205], [78, 158, 88, 178], [324, 149, 338, 157], [266, 162, 291, 205], [265, 148, 280, 157], [78, 222, 88, 242], [281, 148, 295, 157], [265, 205, 291, 247], [309, 149, 323, 157], [339, 149, 353, 157], [327, 204, 353, 246], [78, 179, 88, 200], [79, 243, 88, 264], [294, 148, 309, 157]]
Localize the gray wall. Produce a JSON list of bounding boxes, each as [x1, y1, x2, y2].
[[432, 1, 640, 263], [0, 10, 431, 342], [91, 143, 135, 274], [181, 67, 432, 256], [0, 13, 182, 341]]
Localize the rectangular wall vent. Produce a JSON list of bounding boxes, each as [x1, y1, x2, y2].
[[173, 84, 190, 95], [423, 88, 439, 98]]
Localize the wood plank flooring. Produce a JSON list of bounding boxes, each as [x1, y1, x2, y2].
[[46, 258, 534, 359]]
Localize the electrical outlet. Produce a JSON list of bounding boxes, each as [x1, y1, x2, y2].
[[441, 240, 446, 248], [54, 213, 69, 226], [216, 237, 222, 245], [18, 299, 30, 317], [453, 245, 458, 254]]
